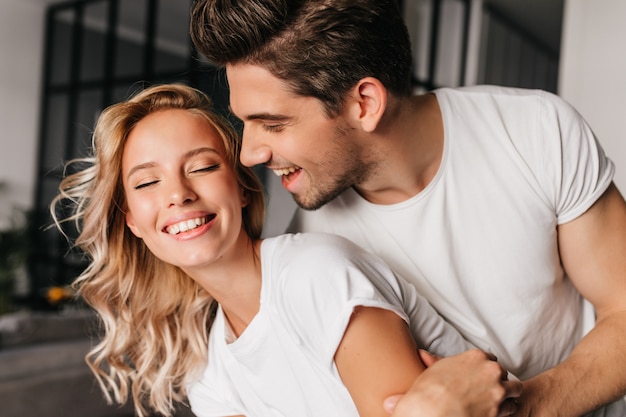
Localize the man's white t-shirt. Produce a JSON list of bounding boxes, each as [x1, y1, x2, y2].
[[289, 86, 625, 416], [188, 233, 473, 417]]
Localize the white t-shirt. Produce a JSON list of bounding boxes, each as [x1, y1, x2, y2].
[[289, 86, 625, 416], [187, 232, 473, 417]]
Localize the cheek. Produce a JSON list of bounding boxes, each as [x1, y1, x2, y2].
[[124, 196, 154, 232]]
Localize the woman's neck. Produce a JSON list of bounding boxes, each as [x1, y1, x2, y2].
[[188, 235, 264, 337]]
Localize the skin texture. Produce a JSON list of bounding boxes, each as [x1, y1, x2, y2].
[[516, 183, 626, 416], [335, 307, 426, 417], [123, 109, 249, 272], [227, 63, 382, 210], [385, 350, 522, 417], [225, 61, 626, 416]]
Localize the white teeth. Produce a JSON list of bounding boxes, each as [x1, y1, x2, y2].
[[272, 166, 298, 177], [166, 216, 208, 235]]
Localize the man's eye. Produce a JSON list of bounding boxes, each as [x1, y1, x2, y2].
[[264, 124, 283, 133], [134, 180, 159, 190], [191, 164, 220, 173]]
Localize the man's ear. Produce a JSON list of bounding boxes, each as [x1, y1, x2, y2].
[[126, 211, 142, 238], [348, 77, 387, 133]]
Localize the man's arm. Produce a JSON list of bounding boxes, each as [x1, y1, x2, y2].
[[519, 182, 626, 416], [384, 350, 521, 417], [335, 307, 520, 417]]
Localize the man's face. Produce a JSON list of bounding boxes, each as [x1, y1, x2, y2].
[[226, 63, 371, 210]]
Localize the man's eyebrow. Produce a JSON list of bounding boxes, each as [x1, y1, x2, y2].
[[228, 107, 290, 122], [126, 147, 220, 180]]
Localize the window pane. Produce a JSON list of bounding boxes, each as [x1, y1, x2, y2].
[[80, 1, 109, 81], [41, 94, 69, 172], [115, 0, 148, 78], [49, 9, 75, 86], [154, 0, 192, 73]]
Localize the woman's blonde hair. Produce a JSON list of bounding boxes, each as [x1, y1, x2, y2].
[[51, 83, 265, 416]]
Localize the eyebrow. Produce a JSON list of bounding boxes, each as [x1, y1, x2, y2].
[[229, 107, 291, 122], [126, 147, 220, 180]]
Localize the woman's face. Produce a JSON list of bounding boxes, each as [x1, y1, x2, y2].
[[122, 109, 249, 271]]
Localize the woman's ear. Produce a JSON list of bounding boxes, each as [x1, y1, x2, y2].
[[240, 187, 250, 208], [125, 211, 142, 238], [348, 77, 387, 133]]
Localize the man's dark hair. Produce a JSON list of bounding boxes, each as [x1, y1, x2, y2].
[[190, 0, 413, 116]]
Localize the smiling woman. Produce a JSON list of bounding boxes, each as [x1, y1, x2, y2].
[[50, 84, 265, 417]]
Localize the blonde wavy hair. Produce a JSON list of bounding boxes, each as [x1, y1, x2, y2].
[[50, 84, 265, 416]]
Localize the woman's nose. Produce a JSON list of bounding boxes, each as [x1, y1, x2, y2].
[[239, 127, 272, 167], [167, 177, 197, 206]]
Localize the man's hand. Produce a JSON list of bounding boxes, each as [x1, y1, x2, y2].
[[383, 349, 522, 417]]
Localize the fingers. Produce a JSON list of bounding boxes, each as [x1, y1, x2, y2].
[[497, 379, 523, 416], [505, 379, 522, 397], [417, 349, 441, 367], [497, 398, 518, 417], [480, 350, 509, 382], [383, 395, 401, 413]]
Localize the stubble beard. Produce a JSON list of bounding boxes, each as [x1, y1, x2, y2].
[[292, 125, 371, 211]]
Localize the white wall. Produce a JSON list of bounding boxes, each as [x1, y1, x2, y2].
[[559, 0, 626, 191], [0, 0, 45, 228]]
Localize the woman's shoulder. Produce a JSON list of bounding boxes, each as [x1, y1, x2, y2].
[[264, 232, 367, 264]]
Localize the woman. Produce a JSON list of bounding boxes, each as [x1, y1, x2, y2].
[[51, 84, 517, 417]]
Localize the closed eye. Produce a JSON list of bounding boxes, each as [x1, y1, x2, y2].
[[264, 124, 284, 133], [191, 164, 220, 174], [134, 180, 159, 190]]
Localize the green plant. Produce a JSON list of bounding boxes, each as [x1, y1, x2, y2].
[[0, 209, 31, 315]]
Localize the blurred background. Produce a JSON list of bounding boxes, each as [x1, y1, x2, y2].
[[0, 0, 624, 416]]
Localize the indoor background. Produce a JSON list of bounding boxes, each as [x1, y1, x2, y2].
[[0, 0, 624, 416]]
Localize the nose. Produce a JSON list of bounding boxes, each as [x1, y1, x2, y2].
[[166, 177, 197, 207], [239, 126, 272, 167]]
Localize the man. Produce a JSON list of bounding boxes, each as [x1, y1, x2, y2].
[[189, 0, 626, 416]]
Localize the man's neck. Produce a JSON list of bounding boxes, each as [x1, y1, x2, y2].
[[354, 93, 444, 205]]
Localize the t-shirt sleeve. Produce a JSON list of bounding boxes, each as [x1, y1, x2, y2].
[[187, 378, 243, 417], [536, 91, 614, 224], [274, 233, 408, 365]]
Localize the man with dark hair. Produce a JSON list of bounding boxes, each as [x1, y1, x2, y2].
[[190, 1, 626, 416]]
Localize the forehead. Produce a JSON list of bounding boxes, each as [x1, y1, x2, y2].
[[130, 109, 221, 143], [225, 63, 310, 118], [122, 109, 227, 160]]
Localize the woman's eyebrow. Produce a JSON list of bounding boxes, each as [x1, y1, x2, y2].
[[127, 162, 157, 180], [184, 146, 220, 158], [126, 147, 221, 180]]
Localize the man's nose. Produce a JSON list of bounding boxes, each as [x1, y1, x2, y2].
[[240, 127, 272, 167]]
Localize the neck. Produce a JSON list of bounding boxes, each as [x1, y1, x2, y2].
[[355, 93, 443, 205], [186, 235, 263, 337]]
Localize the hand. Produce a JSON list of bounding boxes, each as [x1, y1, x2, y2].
[[383, 349, 522, 417]]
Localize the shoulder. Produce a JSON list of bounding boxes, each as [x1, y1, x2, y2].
[[265, 232, 370, 268], [272, 233, 405, 312], [263, 232, 398, 304], [263, 234, 406, 360], [287, 191, 366, 235], [435, 85, 579, 119]]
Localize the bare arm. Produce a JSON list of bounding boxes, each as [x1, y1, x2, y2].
[[335, 306, 426, 417], [519, 183, 626, 416], [385, 350, 521, 417]]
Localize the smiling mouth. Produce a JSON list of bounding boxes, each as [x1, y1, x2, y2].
[[272, 166, 299, 177], [164, 214, 215, 235]]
